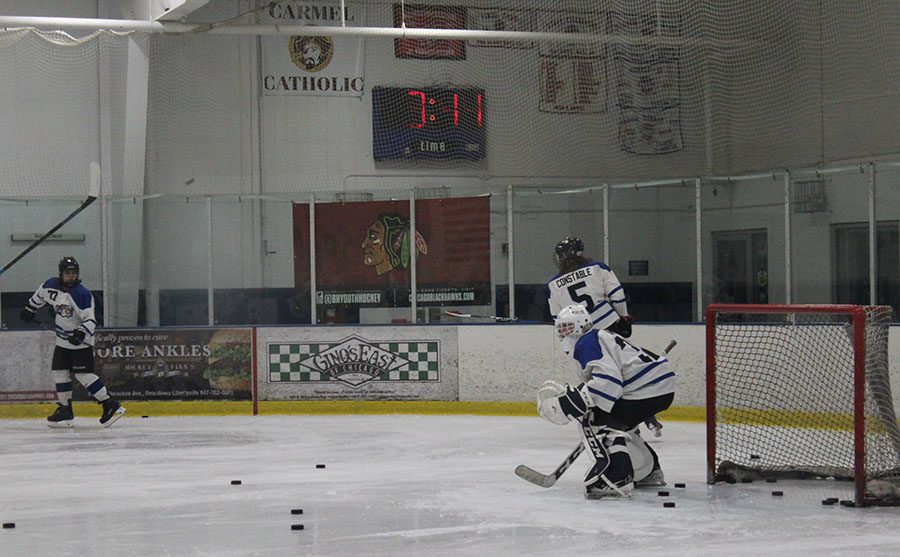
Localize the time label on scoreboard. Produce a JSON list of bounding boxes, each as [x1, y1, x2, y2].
[[372, 86, 485, 161]]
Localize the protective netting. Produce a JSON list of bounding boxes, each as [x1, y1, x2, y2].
[[2, 0, 900, 200], [710, 305, 900, 506]]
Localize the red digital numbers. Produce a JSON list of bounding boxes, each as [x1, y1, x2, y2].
[[407, 89, 483, 129]]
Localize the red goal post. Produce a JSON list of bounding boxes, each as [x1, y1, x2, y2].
[[706, 304, 900, 506]]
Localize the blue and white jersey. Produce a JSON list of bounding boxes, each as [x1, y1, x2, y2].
[[571, 329, 676, 413], [27, 277, 96, 349], [547, 260, 628, 331]]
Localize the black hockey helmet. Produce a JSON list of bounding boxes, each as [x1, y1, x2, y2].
[[554, 236, 584, 265], [58, 256, 80, 286]]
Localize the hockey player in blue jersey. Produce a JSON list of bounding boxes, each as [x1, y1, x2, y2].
[[20, 257, 124, 428], [546, 236, 634, 337], [538, 304, 676, 498]]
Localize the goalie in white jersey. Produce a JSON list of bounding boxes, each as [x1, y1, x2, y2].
[[546, 237, 634, 337], [21, 257, 124, 428], [538, 304, 676, 499]]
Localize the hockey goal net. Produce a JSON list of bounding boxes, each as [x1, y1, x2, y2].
[[706, 304, 900, 506]]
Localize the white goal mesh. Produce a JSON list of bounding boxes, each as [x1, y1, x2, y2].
[[708, 304, 900, 507]]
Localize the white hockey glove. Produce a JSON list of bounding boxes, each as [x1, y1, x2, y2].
[[537, 380, 591, 426]]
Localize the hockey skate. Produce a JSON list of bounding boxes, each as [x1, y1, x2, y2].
[[99, 399, 125, 427], [47, 402, 74, 428], [585, 475, 634, 499]]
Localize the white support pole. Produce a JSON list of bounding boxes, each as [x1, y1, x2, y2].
[[869, 163, 877, 306], [695, 178, 703, 322], [784, 171, 792, 304], [507, 185, 515, 320], [309, 195, 317, 325], [602, 184, 609, 263], [207, 196, 214, 326], [410, 191, 417, 323]]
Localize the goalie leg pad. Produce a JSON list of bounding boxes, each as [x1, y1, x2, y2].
[[582, 426, 635, 498], [538, 381, 591, 425]]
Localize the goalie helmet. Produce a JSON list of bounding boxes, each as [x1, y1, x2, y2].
[[58, 256, 80, 287], [554, 236, 584, 266], [555, 304, 592, 354]]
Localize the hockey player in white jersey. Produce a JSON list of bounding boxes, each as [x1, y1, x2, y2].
[[546, 236, 634, 337], [538, 304, 676, 498], [20, 257, 124, 428]]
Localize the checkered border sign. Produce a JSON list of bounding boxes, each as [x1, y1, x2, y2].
[[268, 340, 439, 383]]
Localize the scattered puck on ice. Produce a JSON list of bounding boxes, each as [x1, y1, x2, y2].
[[822, 499, 837, 506], [826, 497, 839, 503], [231, 480, 242, 485], [741, 478, 753, 483], [141, 415, 149, 418], [316, 464, 326, 469], [674, 483, 686, 488], [291, 524, 304, 530], [749, 454, 760, 460], [840, 500, 856, 507], [291, 509, 303, 515], [772, 491, 783, 497], [657, 491, 670, 497], [2, 523, 14, 529], [663, 502, 676, 508]]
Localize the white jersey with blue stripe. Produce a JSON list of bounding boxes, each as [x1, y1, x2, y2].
[[570, 329, 676, 414], [547, 260, 628, 331], [28, 277, 96, 349]]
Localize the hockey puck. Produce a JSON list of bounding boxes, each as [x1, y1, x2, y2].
[[141, 415, 149, 419], [291, 524, 304, 530], [826, 497, 839, 503], [822, 499, 836, 506], [840, 500, 856, 507], [663, 502, 676, 508], [2, 523, 14, 529], [674, 483, 686, 488], [657, 491, 669, 497], [291, 509, 303, 515], [772, 491, 783, 497], [315, 464, 326, 469], [231, 480, 242, 485]]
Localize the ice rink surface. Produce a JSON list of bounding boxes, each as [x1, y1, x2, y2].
[[2, 414, 900, 557]]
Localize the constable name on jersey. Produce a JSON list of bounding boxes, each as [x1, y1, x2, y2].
[[554, 266, 594, 288]]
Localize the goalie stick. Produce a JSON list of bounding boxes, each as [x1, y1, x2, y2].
[[443, 310, 517, 322], [0, 162, 101, 278], [514, 339, 677, 488]]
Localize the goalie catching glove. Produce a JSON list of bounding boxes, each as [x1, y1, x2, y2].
[[537, 380, 592, 425]]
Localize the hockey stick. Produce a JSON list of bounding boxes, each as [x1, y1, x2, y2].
[[515, 339, 678, 487], [0, 162, 101, 278], [515, 442, 585, 488], [443, 310, 517, 322]]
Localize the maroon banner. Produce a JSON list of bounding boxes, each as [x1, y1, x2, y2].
[[394, 4, 467, 60], [293, 196, 490, 307]]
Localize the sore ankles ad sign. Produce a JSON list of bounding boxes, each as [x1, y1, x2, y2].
[[92, 329, 252, 401]]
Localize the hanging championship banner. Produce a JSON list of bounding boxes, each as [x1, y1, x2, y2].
[[469, 8, 534, 49], [537, 11, 607, 113], [608, 9, 684, 154], [261, 1, 366, 96], [394, 4, 467, 60], [293, 196, 491, 308]]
